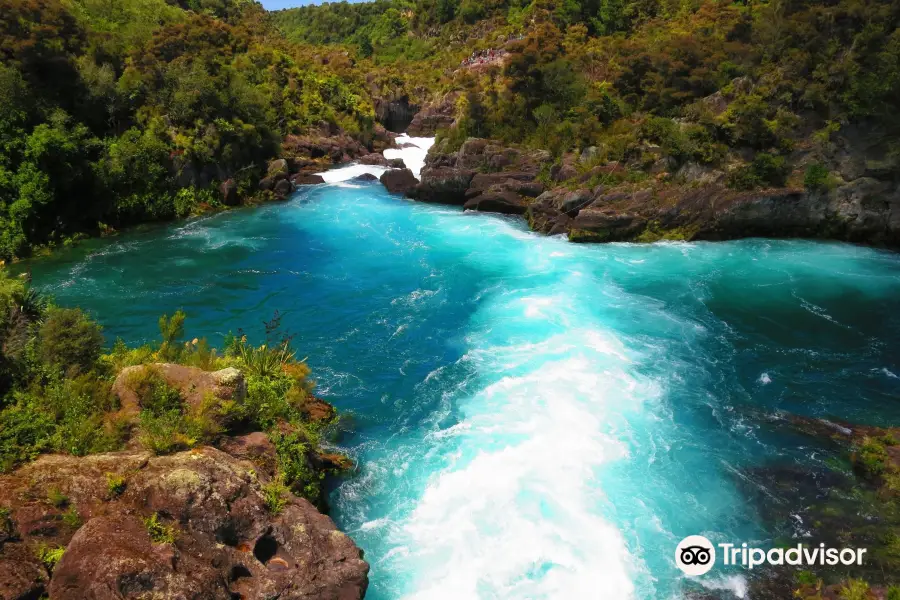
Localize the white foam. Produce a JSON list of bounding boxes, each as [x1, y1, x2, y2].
[[314, 134, 434, 184], [317, 163, 388, 183], [698, 574, 749, 598], [384, 326, 647, 599], [385, 134, 435, 180], [758, 372, 772, 384]]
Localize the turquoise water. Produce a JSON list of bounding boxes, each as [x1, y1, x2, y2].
[[25, 177, 900, 599]]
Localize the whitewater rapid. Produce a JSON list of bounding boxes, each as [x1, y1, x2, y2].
[[28, 142, 900, 600], [316, 134, 435, 183]]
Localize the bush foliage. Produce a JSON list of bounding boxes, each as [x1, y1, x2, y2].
[[0, 271, 337, 505]]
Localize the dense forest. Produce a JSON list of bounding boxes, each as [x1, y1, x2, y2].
[[274, 0, 900, 191], [2, 0, 898, 261], [0, 0, 376, 260]]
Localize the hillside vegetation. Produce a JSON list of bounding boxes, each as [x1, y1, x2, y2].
[[273, 0, 900, 190], [0, 0, 376, 260]]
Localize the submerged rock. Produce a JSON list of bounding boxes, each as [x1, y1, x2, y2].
[[352, 173, 379, 183]]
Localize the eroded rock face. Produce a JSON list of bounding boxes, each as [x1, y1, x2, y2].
[[408, 137, 549, 212], [406, 93, 458, 137], [0, 446, 369, 600], [283, 134, 368, 164]]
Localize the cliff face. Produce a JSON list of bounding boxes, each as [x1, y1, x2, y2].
[[0, 444, 369, 600], [405, 136, 900, 249]]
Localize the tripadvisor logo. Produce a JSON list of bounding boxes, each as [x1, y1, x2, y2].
[[676, 535, 716, 576], [675, 535, 867, 577]]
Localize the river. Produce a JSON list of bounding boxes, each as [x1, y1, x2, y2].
[[24, 137, 900, 599]]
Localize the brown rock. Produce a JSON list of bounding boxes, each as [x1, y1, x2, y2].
[[274, 178, 294, 199], [410, 167, 476, 204], [259, 176, 276, 191], [267, 158, 289, 179], [1, 447, 369, 600], [352, 173, 379, 183], [112, 363, 246, 418], [407, 93, 458, 136], [380, 169, 419, 195], [219, 179, 239, 206], [292, 174, 326, 185], [358, 154, 389, 166], [463, 190, 527, 215]]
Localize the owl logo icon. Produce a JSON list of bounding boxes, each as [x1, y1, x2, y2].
[[675, 535, 716, 576]]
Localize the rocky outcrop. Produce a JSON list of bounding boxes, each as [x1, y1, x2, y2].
[[410, 166, 475, 204], [380, 169, 419, 195], [561, 180, 900, 246], [352, 173, 379, 183], [358, 154, 406, 169], [408, 138, 549, 213], [113, 363, 247, 418], [407, 93, 459, 137], [282, 133, 368, 165], [407, 130, 900, 247], [0, 445, 369, 600], [292, 173, 326, 185]]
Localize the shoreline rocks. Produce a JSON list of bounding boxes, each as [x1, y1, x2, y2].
[[403, 135, 900, 249], [380, 168, 418, 195], [0, 445, 369, 600]]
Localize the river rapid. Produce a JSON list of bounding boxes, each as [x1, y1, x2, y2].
[[25, 136, 900, 599]]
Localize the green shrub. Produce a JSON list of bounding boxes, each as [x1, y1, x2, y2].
[[37, 308, 104, 374], [157, 311, 186, 362], [46, 488, 68, 509], [261, 476, 289, 515], [36, 545, 65, 571], [128, 369, 182, 415], [0, 401, 55, 472], [271, 426, 324, 504], [62, 506, 81, 528], [727, 153, 788, 190], [838, 579, 871, 600], [804, 163, 831, 191], [106, 473, 126, 497], [856, 437, 889, 478], [143, 513, 176, 544]]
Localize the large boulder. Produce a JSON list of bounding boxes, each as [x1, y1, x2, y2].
[[352, 173, 379, 183], [380, 169, 419, 195], [0, 446, 369, 600], [292, 173, 326, 186], [267, 158, 290, 180], [274, 178, 294, 199], [410, 167, 475, 204]]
